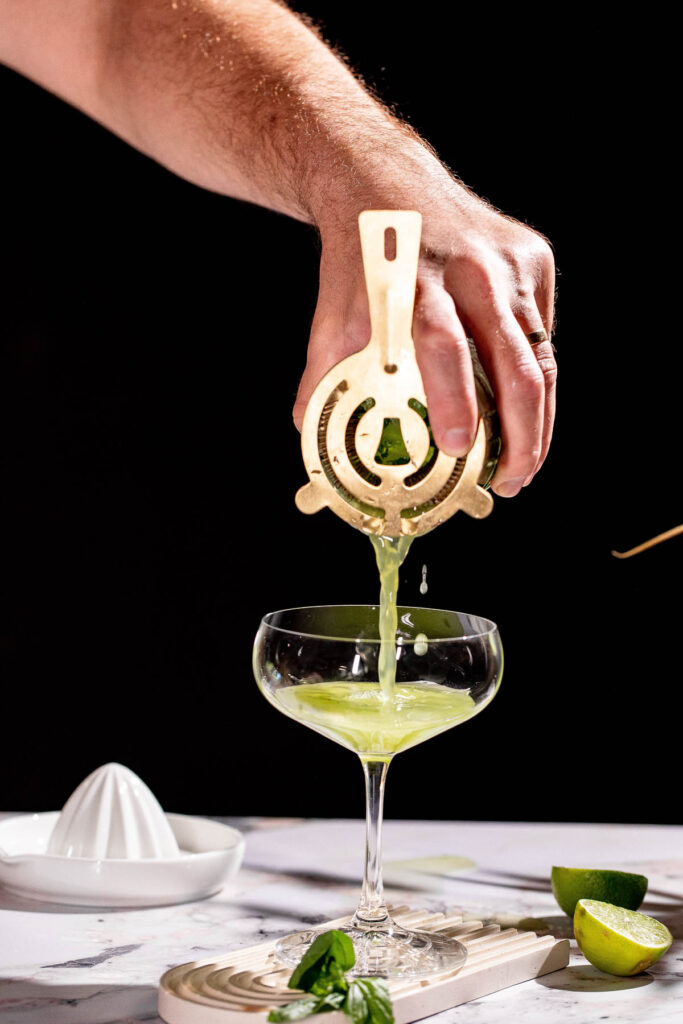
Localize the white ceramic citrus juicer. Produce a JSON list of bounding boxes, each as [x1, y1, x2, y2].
[[47, 761, 180, 859], [0, 763, 245, 907], [296, 210, 495, 537]]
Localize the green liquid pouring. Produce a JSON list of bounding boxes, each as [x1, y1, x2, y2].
[[369, 534, 412, 700]]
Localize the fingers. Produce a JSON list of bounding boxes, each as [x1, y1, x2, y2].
[[512, 237, 557, 478], [478, 313, 545, 497], [449, 278, 544, 496], [445, 236, 556, 496], [514, 304, 557, 479], [412, 279, 478, 456]]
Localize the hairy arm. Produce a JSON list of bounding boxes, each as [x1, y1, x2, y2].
[[0, 0, 556, 495]]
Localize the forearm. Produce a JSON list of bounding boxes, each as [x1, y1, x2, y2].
[[0, 0, 456, 227], [104, 0, 387, 220], [105, 0, 485, 233]]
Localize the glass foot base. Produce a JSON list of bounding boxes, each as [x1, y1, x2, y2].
[[275, 921, 467, 979]]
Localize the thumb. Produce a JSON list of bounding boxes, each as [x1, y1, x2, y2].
[[292, 318, 370, 431]]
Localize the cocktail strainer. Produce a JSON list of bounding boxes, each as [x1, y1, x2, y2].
[[296, 211, 496, 537]]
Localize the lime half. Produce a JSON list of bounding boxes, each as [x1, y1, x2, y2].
[[574, 899, 672, 976], [551, 866, 647, 917]]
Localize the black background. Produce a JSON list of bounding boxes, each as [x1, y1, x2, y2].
[[0, 6, 679, 823]]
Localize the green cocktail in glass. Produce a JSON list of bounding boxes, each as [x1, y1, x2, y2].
[[253, 604, 503, 978]]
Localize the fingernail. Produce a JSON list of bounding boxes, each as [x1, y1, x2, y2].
[[496, 477, 526, 498], [441, 428, 472, 456]]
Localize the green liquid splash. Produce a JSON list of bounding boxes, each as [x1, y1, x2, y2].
[[369, 534, 413, 699]]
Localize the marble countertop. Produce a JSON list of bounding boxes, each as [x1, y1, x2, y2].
[[0, 816, 682, 1023]]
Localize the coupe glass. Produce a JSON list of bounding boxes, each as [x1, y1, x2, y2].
[[253, 604, 503, 978]]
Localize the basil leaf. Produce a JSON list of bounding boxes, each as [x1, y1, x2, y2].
[[289, 930, 355, 993], [279, 931, 394, 1024], [268, 996, 322, 1022], [268, 990, 346, 1023], [343, 981, 369, 1024], [345, 980, 394, 1024]]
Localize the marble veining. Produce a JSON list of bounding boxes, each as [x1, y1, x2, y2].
[[41, 945, 143, 971], [0, 816, 681, 1024]]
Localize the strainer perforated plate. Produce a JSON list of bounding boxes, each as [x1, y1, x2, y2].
[[296, 212, 493, 537]]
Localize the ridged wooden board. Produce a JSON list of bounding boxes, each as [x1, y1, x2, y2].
[[158, 907, 569, 1024]]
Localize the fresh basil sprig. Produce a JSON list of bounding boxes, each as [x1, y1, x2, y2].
[[268, 930, 395, 1024]]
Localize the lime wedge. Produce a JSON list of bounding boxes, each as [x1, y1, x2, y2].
[[551, 866, 647, 917], [574, 899, 672, 975]]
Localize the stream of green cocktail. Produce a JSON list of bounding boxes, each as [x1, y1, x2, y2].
[[368, 534, 413, 700]]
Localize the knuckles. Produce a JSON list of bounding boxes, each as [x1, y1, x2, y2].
[[449, 245, 501, 301], [518, 234, 555, 291], [414, 317, 466, 355], [535, 352, 558, 388], [528, 235, 555, 271], [510, 361, 545, 406], [447, 228, 554, 304]]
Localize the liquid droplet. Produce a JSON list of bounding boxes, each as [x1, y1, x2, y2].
[[414, 633, 428, 656], [419, 563, 428, 595]]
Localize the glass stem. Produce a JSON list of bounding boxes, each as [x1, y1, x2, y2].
[[352, 758, 390, 930]]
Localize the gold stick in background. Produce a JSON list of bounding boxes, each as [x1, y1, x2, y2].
[[611, 524, 683, 559]]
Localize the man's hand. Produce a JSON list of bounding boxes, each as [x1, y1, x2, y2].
[[0, 0, 556, 496], [297, 179, 556, 497]]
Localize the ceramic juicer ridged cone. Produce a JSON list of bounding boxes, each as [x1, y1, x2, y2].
[[47, 762, 180, 859]]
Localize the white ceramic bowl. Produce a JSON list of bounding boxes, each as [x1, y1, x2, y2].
[[0, 812, 245, 907]]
